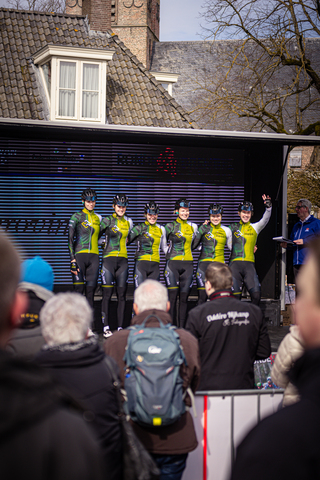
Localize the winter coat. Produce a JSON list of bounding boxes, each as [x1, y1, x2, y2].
[[104, 308, 201, 455], [290, 215, 320, 265], [271, 325, 305, 406], [0, 349, 105, 480], [36, 336, 122, 480]]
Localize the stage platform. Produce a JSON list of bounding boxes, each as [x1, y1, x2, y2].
[[53, 284, 288, 349], [89, 288, 288, 350]]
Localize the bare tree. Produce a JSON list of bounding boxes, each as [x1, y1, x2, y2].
[[194, 0, 320, 135], [287, 164, 320, 213], [6, 0, 65, 13]]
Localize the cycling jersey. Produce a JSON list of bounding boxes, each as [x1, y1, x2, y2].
[[127, 221, 167, 262], [68, 208, 102, 261], [100, 213, 133, 258], [165, 218, 198, 261], [229, 208, 272, 263], [193, 222, 232, 262]]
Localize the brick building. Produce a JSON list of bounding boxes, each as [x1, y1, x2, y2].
[[66, 0, 160, 70], [0, 1, 196, 128]]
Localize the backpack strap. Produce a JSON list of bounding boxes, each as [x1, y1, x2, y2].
[[140, 313, 166, 329]]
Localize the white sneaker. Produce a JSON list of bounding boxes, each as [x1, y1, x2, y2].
[[103, 327, 113, 338], [117, 327, 123, 331]]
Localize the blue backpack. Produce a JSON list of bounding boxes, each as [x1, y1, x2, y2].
[[123, 314, 187, 427]]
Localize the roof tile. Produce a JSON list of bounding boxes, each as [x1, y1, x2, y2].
[[0, 8, 198, 128]]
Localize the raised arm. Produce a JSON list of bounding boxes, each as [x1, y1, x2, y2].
[[252, 195, 272, 235]]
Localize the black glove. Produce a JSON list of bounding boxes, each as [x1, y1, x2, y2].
[[71, 261, 79, 273], [264, 198, 272, 208]]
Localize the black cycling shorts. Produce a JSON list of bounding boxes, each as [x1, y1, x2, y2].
[[196, 261, 211, 290], [230, 261, 260, 295], [134, 261, 160, 288], [101, 257, 128, 289], [74, 252, 99, 287], [164, 260, 194, 293]]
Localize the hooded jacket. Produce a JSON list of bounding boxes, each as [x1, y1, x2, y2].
[[104, 308, 201, 455], [36, 336, 122, 480], [0, 349, 105, 480]]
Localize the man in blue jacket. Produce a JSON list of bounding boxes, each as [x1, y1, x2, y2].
[[281, 198, 320, 283]]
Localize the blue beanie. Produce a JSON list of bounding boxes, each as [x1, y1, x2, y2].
[[20, 256, 54, 291]]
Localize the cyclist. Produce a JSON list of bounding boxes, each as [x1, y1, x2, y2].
[[164, 198, 198, 327], [192, 203, 232, 304], [68, 188, 101, 309], [228, 194, 272, 305], [100, 194, 133, 337], [127, 201, 167, 287]]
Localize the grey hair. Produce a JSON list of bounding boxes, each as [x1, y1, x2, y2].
[[298, 198, 312, 213], [40, 292, 92, 346], [134, 279, 168, 312]]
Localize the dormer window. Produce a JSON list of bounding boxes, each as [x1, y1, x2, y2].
[[150, 71, 179, 96], [33, 45, 114, 124]]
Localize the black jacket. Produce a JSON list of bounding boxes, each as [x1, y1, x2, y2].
[[186, 291, 271, 390], [231, 348, 320, 480], [0, 349, 105, 480], [5, 285, 53, 360], [36, 336, 122, 480]]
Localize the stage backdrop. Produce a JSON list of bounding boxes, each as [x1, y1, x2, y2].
[[0, 137, 244, 287]]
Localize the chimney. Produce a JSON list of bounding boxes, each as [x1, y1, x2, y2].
[[65, 0, 160, 68], [66, 0, 112, 32], [112, 0, 160, 68]]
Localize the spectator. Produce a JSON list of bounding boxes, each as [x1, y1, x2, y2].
[[230, 237, 320, 480], [0, 232, 105, 480], [186, 262, 271, 390], [281, 198, 320, 285], [105, 279, 200, 480], [36, 292, 122, 480], [271, 324, 305, 406], [6, 256, 54, 359]]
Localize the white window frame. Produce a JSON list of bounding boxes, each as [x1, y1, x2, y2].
[[150, 71, 179, 96], [33, 45, 114, 124]]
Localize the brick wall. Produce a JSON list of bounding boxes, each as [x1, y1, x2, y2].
[[112, 0, 159, 67], [66, 0, 112, 31], [66, 0, 159, 66]]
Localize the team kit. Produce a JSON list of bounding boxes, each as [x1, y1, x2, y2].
[[69, 189, 272, 337]]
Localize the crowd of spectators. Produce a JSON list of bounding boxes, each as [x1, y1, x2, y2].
[[2, 221, 320, 479]]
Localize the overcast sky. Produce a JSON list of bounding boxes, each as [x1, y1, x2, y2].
[[160, 0, 206, 41]]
